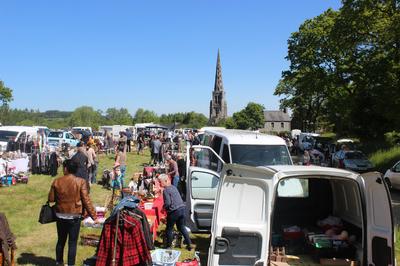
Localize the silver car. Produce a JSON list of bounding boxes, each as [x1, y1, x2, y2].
[[333, 150, 374, 172], [384, 161, 400, 189]]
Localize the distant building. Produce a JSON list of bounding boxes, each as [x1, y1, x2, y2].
[[209, 50, 228, 125], [264, 110, 291, 132]]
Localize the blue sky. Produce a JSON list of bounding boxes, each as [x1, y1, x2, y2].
[[0, 0, 341, 116]]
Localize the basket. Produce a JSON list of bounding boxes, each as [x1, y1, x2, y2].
[[151, 249, 181, 266]]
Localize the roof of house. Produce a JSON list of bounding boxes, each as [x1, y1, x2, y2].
[[264, 111, 291, 122]]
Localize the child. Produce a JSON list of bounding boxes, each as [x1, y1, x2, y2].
[[111, 163, 123, 190], [128, 177, 138, 194]]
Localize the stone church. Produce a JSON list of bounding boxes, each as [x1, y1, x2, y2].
[[209, 50, 228, 125]]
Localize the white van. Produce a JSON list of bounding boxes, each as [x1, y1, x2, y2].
[[72, 126, 92, 133], [202, 129, 292, 166], [207, 165, 394, 266], [0, 126, 38, 152]]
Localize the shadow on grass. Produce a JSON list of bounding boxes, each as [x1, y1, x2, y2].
[[17, 253, 56, 266], [192, 233, 211, 265]]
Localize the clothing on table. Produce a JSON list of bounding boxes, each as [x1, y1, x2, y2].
[[96, 211, 152, 266]]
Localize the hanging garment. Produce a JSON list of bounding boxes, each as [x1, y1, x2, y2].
[[96, 212, 151, 266], [49, 152, 58, 177]]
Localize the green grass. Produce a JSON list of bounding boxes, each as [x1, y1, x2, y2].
[[1, 150, 209, 265], [396, 226, 400, 262], [369, 146, 400, 173]]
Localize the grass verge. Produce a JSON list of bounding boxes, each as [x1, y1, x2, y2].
[[369, 146, 400, 173]]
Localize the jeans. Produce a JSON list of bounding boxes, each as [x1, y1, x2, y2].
[[56, 218, 81, 266], [120, 165, 126, 188], [166, 207, 191, 248], [172, 175, 179, 187], [127, 139, 131, 152]]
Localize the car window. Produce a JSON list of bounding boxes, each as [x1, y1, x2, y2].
[[222, 144, 230, 163], [394, 162, 400, 172], [49, 132, 63, 138], [210, 136, 222, 154], [230, 144, 292, 166], [191, 171, 219, 200], [278, 178, 309, 198], [345, 152, 366, 160]]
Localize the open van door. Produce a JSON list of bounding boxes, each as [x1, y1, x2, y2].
[[185, 145, 225, 233], [358, 172, 394, 266], [208, 164, 275, 266]]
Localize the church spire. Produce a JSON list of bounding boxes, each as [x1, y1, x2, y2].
[[209, 49, 228, 125], [214, 49, 224, 92]]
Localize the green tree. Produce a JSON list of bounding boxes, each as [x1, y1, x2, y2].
[[231, 102, 265, 130], [69, 106, 103, 130], [275, 1, 400, 138], [0, 80, 13, 105], [133, 108, 159, 123], [105, 108, 133, 125]]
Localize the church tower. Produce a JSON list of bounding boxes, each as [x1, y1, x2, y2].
[[209, 50, 228, 125]]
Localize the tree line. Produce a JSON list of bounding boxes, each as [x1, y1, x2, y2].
[[275, 0, 400, 139]]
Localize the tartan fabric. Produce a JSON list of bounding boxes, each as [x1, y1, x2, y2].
[[96, 212, 151, 266]]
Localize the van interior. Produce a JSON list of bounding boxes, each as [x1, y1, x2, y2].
[[269, 177, 364, 266]]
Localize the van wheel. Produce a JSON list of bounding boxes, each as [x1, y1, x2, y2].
[[384, 177, 392, 189]]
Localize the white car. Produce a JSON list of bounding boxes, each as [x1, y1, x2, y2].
[[384, 160, 400, 189]]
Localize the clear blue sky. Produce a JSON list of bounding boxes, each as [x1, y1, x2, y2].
[[0, 0, 341, 116]]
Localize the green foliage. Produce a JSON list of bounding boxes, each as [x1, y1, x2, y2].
[[385, 131, 400, 146], [133, 108, 159, 124], [159, 112, 208, 129], [369, 146, 400, 173], [0, 80, 13, 105], [69, 106, 103, 130], [275, 1, 400, 139], [105, 108, 133, 125], [231, 102, 265, 130]]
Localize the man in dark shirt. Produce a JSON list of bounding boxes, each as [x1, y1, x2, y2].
[[159, 174, 192, 250], [71, 142, 89, 190]]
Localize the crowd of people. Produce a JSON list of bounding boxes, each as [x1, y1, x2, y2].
[[46, 128, 198, 265]]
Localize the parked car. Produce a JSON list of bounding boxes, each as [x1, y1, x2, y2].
[[48, 131, 79, 147], [384, 160, 400, 189], [332, 150, 374, 172]]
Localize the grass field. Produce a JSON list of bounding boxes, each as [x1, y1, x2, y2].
[[1, 151, 208, 266]]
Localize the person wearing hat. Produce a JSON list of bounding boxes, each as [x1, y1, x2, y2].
[[158, 174, 192, 250]]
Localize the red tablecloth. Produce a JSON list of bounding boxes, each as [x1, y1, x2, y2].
[[140, 196, 166, 241]]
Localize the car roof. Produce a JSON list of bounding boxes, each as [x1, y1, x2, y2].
[[204, 129, 286, 145], [0, 126, 36, 132], [233, 164, 360, 181]]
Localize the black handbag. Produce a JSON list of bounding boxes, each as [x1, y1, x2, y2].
[[38, 202, 56, 224]]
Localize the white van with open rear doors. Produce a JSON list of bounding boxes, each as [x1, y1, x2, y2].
[[208, 165, 394, 266]]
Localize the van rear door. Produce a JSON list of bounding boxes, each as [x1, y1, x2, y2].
[[185, 145, 225, 233], [358, 172, 394, 266], [208, 164, 275, 266]]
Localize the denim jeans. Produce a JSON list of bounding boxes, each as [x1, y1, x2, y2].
[[56, 218, 81, 266], [166, 207, 191, 248], [172, 175, 179, 187]]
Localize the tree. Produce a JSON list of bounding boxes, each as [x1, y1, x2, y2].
[[133, 108, 159, 124], [69, 106, 103, 130], [105, 108, 133, 125], [0, 80, 13, 105], [231, 102, 265, 130], [275, 1, 400, 138]]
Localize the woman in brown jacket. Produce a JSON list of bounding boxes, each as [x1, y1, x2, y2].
[[48, 159, 98, 266]]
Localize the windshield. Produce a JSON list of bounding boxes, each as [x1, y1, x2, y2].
[[345, 152, 366, 160], [49, 132, 63, 138], [230, 144, 292, 166], [0, 131, 19, 142]]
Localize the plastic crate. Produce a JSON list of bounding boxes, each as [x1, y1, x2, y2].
[[151, 249, 181, 266]]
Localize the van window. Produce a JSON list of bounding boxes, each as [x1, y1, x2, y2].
[[191, 171, 218, 200], [230, 145, 291, 166], [0, 131, 18, 142], [277, 178, 309, 198], [222, 144, 230, 163], [49, 132, 63, 138], [211, 136, 222, 154]]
